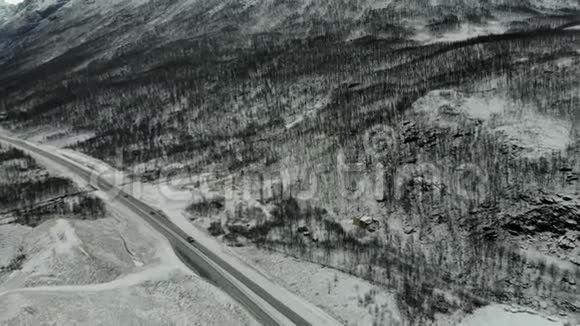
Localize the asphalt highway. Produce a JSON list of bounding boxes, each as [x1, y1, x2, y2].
[[0, 135, 315, 326]]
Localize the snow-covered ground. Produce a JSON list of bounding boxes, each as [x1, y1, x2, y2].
[[412, 89, 573, 158], [7, 133, 345, 324], [412, 20, 509, 44], [458, 305, 564, 326], [0, 136, 259, 325], [0, 131, 343, 326], [0, 273, 258, 326], [45, 148, 388, 325], [232, 246, 401, 326], [0, 216, 258, 325], [6, 127, 574, 325]]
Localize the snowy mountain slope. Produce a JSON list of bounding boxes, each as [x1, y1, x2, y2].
[[0, 0, 579, 325], [0, 0, 15, 27], [0, 0, 578, 72]]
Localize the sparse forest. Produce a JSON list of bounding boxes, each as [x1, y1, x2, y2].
[[0, 0, 579, 324], [0, 143, 106, 227]]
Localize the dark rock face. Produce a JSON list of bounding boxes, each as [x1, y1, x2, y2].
[[504, 203, 580, 235]]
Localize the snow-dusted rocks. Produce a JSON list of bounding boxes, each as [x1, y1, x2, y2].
[[412, 89, 573, 158], [0, 0, 15, 27]]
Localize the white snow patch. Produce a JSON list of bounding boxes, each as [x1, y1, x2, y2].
[[48, 219, 83, 255], [459, 305, 563, 326], [494, 116, 572, 156], [412, 90, 508, 125], [0, 263, 182, 298], [461, 96, 508, 121], [206, 1, 226, 16], [0, 276, 259, 326], [412, 21, 509, 44], [366, 0, 394, 9], [413, 90, 573, 158]]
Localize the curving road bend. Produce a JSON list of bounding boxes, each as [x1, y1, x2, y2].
[[0, 134, 340, 326]]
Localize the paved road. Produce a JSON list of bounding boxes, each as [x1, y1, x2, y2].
[[0, 135, 313, 326]]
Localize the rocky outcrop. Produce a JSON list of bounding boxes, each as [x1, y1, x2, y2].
[[504, 200, 580, 235]]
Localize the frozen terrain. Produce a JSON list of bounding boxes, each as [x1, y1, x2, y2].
[[0, 0, 579, 325], [19, 133, 576, 326], [0, 140, 258, 326], [459, 305, 563, 326], [412, 89, 573, 158]]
